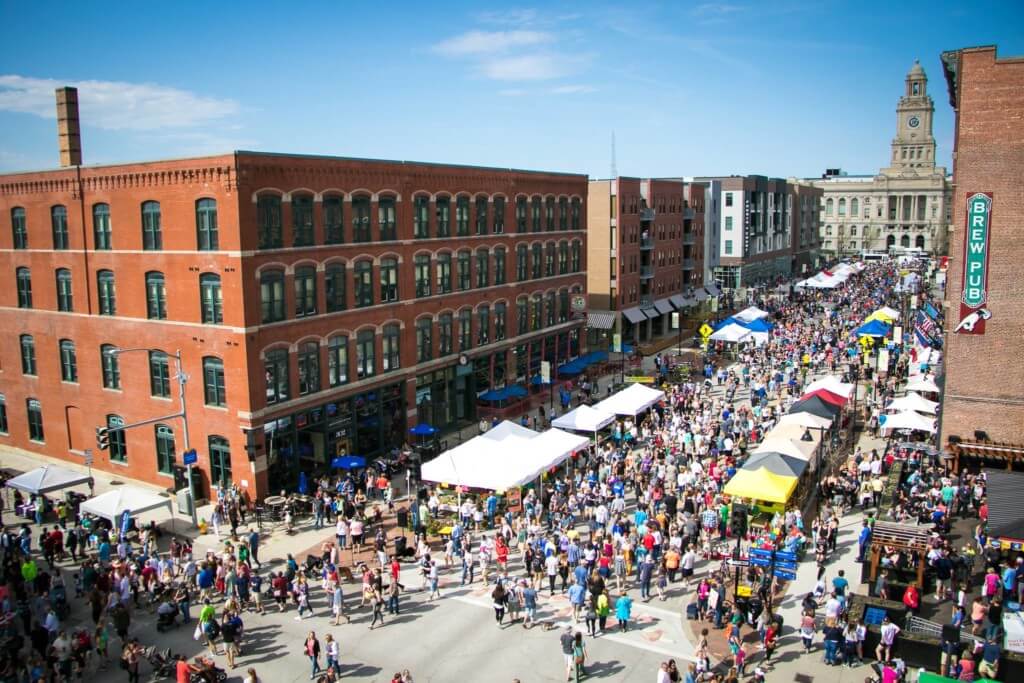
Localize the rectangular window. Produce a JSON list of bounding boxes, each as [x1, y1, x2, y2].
[[52, 206, 70, 250], [108, 415, 126, 461], [413, 196, 430, 238], [724, 239, 733, 255], [456, 196, 470, 236], [725, 216, 733, 230], [209, 437, 232, 490], [328, 336, 348, 387], [264, 349, 289, 404], [26, 399, 44, 442], [324, 196, 344, 244], [379, 197, 397, 241], [149, 351, 171, 398], [155, 424, 176, 474], [292, 195, 314, 246], [0, 396, 6, 434], [93, 204, 112, 250], [325, 265, 346, 312], [725, 192, 733, 208], [16, 268, 32, 309], [203, 358, 226, 406], [11, 208, 27, 249], [356, 331, 375, 379]]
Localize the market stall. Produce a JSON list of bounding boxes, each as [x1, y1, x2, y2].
[[804, 375, 855, 399], [741, 452, 808, 478], [723, 468, 798, 507], [592, 383, 664, 417], [886, 392, 938, 415], [880, 410, 937, 435], [6, 465, 92, 494], [733, 306, 771, 323], [551, 404, 616, 434], [79, 486, 173, 527]]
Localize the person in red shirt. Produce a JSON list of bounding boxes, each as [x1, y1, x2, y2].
[[902, 584, 920, 614], [389, 556, 401, 584], [175, 654, 198, 683], [978, 499, 988, 522]]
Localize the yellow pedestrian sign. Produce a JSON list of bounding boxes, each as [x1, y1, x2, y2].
[[858, 335, 875, 351], [699, 323, 713, 339]]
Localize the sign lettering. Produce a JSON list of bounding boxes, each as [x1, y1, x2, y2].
[[956, 192, 993, 335]]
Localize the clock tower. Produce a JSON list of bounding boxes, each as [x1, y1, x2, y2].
[[889, 60, 937, 172]]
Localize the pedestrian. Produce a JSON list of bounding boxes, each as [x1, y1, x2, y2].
[[304, 631, 321, 680], [387, 578, 401, 615], [221, 614, 240, 669], [560, 627, 575, 681], [584, 596, 597, 637], [492, 583, 507, 626], [572, 631, 587, 682], [428, 559, 440, 600], [369, 590, 385, 629], [615, 593, 633, 632], [324, 634, 340, 676], [121, 639, 141, 683], [875, 615, 900, 663], [596, 590, 610, 634]]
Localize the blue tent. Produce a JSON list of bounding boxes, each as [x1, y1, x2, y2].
[[583, 350, 609, 363], [331, 455, 366, 470], [742, 318, 774, 332], [479, 385, 528, 402], [557, 359, 586, 376], [409, 423, 437, 436], [856, 320, 891, 337]]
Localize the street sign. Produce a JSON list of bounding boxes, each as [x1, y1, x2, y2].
[[775, 560, 798, 572], [774, 550, 797, 563], [748, 548, 773, 558], [571, 295, 586, 312], [699, 323, 713, 338], [750, 557, 770, 568], [728, 559, 749, 568], [773, 568, 797, 581], [83, 449, 93, 466], [183, 449, 198, 465], [612, 334, 622, 353]]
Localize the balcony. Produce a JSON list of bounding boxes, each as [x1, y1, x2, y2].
[[640, 265, 654, 279], [639, 234, 654, 250], [682, 258, 695, 270], [640, 208, 656, 223], [682, 232, 696, 246]]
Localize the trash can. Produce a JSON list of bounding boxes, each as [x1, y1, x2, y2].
[[175, 488, 193, 516], [394, 535, 407, 558]]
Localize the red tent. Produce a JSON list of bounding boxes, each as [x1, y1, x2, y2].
[[801, 388, 847, 406]]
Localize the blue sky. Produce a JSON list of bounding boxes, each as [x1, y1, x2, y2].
[[1, 1, 1022, 179]]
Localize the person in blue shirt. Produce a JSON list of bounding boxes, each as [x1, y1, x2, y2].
[[857, 521, 872, 563], [1002, 564, 1017, 597], [832, 570, 849, 597], [568, 581, 586, 621], [485, 494, 498, 529]]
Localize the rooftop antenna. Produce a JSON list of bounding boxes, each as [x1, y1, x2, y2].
[[611, 130, 617, 178]]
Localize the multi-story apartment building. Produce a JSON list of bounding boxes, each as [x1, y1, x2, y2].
[[0, 90, 588, 498], [585, 178, 704, 346], [698, 175, 794, 290], [788, 179, 824, 274], [813, 62, 952, 259]]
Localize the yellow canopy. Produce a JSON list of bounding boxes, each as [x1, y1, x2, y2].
[[865, 310, 896, 324], [724, 468, 798, 504]]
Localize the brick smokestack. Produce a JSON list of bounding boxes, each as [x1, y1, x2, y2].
[[55, 86, 82, 167]]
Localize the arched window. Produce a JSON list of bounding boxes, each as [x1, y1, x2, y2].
[[825, 198, 834, 216], [382, 324, 400, 371], [516, 196, 528, 232], [559, 290, 570, 323], [438, 313, 453, 356], [356, 329, 375, 378], [203, 356, 226, 406], [413, 195, 430, 238], [516, 297, 528, 335], [414, 254, 431, 298], [354, 260, 373, 307], [323, 195, 344, 244], [15, 267, 31, 308], [545, 291, 555, 327], [208, 435, 232, 490], [93, 203, 111, 250], [476, 248, 490, 288], [196, 198, 218, 250], [11, 207, 27, 249], [457, 250, 471, 291], [200, 273, 223, 324], [886, 234, 896, 249], [494, 302, 507, 341], [559, 197, 568, 231], [297, 341, 320, 395], [570, 198, 581, 230], [475, 196, 488, 235], [915, 235, 925, 249], [531, 293, 542, 331], [570, 241, 582, 273], [141, 201, 162, 250], [458, 309, 472, 351], [850, 198, 859, 218], [455, 196, 470, 236], [477, 305, 490, 345], [328, 335, 348, 387], [380, 257, 399, 302], [292, 194, 314, 246], [145, 271, 166, 320], [531, 197, 542, 232], [259, 270, 285, 322], [352, 195, 372, 242], [516, 244, 528, 281], [257, 195, 282, 249], [494, 247, 507, 285], [294, 265, 317, 317], [416, 318, 433, 362], [494, 196, 506, 234], [155, 424, 176, 474], [101, 344, 120, 389], [838, 198, 846, 216], [435, 197, 450, 237], [20, 335, 36, 375], [545, 196, 556, 231], [558, 241, 569, 274], [531, 243, 542, 279], [149, 350, 170, 397], [900, 234, 910, 248], [107, 414, 125, 460], [326, 262, 346, 312], [378, 196, 397, 241], [55, 268, 73, 312], [264, 348, 289, 404], [545, 243, 555, 277], [51, 205, 69, 250], [436, 253, 452, 294]]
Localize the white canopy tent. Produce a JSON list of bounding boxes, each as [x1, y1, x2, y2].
[[754, 435, 815, 460], [886, 391, 938, 415], [552, 405, 616, 433], [734, 306, 770, 323], [5, 465, 92, 495], [749, 331, 770, 346], [905, 375, 941, 394], [420, 426, 589, 491], [709, 323, 752, 343], [79, 486, 173, 525], [777, 411, 833, 429], [880, 410, 937, 434], [875, 306, 901, 320], [766, 422, 824, 449], [593, 383, 665, 417], [804, 375, 855, 399]]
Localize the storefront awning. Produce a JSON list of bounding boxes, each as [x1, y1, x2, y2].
[[705, 282, 722, 296], [669, 294, 687, 309], [654, 299, 674, 315], [622, 307, 646, 324], [641, 307, 658, 320], [586, 311, 616, 330], [694, 290, 709, 302]]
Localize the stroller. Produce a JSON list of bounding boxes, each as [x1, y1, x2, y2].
[[155, 602, 180, 632], [144, 647, 178, 678]]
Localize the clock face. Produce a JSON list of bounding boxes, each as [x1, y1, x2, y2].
[[908, 116, 920, 128]]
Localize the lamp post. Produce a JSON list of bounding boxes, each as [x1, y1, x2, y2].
[[105, 347, 197, 527]]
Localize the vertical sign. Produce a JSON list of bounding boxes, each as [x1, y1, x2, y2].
[[612, 334, 622, 353], [955, 192, 993, 335], [540, 360, 551, 384]]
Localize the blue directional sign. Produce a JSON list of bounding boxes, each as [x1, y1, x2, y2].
[[775, 560, 798, 572], [773, 568, 797, 581], [183, 449, 198, 465], [750, 557, 771, 568], [774, 550, 797, 563], [749, 548, 773, 559]]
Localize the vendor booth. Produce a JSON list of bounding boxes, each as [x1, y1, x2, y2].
[[551, 405, 616, 434], [592, 383, 664, 417], [723, 468, 798, 510], [733, 306, 770, 323], [741, 452, 808, 478], [886, 392, 938, 415], [79, 486, 173, 526], [804, 375, 855, 399], [880, 410, 936, 435], [6, 465, 92, 494], [905, 375, 941, 394]]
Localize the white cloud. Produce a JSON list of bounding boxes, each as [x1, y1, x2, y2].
[[0, 75, 239, 131], [550, 84, 597, 94], [433, 30, 552, 56], [480, 54, 584, 81], [498, 88, 529, 97]]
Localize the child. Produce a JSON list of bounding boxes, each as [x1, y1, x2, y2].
[[734, 642, 747, 677]]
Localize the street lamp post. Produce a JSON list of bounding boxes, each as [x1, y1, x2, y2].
[[105, 347, 198, 526]]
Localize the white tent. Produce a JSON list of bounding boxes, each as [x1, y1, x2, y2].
[[880, 410, 936, 434], [804, 375, 854, 399], [709, 323, 752, 343], [749, 331, 770, 346], [754, 435, 815, 460], [905, 375, 941, 394], [734, 306, 770, 323], [778, 411, 833, 429], [886, 391, 938, 415], [593, 383, 665, 417], [5, 465, 92, 494], [79, 486, 173, 525], [552, 405, 616, 433], [875, 306, 901, 320], [420, 427, 589, 491], [767, 422, 824, 448]]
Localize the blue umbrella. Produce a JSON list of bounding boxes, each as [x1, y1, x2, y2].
[[409, 423, 437, 436], [331, 455, 366, 470], [120, 510, 132, 536], [297, 471, 309, 495]]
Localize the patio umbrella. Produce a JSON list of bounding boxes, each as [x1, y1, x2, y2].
[[742, 452, 808, 478], [331, 455, 366, 470], [789, 395, 841, 419], [297, 471, 309, 494], [905, 375, 940, 394], [409, 423, 437, 436]]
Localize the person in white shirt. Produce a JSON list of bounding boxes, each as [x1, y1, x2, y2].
[[335, 518, 348, 550], [876, 616, 900, 662]]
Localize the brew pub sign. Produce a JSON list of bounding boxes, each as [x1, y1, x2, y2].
[[954, 192, 993, 335]]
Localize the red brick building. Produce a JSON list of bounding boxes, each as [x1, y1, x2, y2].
[[939, 46, 1024, 469], [0, 149, 588, 498]]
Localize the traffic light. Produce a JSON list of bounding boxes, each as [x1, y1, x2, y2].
[[730, 503, 748, 537], [95, 427, 110, 451]]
